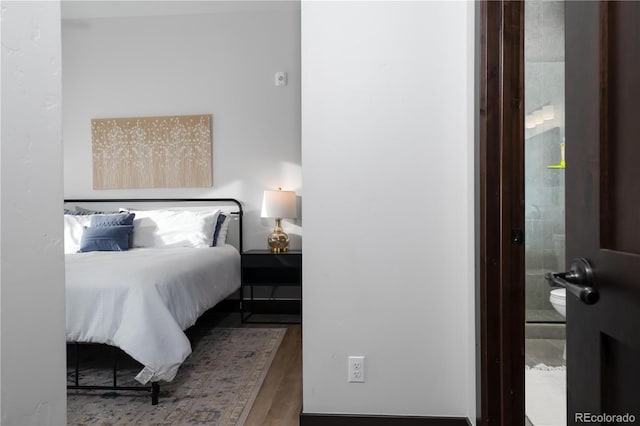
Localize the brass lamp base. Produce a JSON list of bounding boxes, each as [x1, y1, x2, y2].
[[267, 218, 289, 253]]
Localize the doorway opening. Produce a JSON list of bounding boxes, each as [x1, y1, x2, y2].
[[523, 2, 566, 425]]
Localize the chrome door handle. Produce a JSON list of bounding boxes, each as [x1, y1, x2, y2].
[[545, 258, 599, 305]]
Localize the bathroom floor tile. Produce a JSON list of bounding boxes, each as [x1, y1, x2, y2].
[[525, 338, 565, 367]]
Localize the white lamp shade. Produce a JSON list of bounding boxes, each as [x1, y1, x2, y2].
[[261, 190, 297, 219]]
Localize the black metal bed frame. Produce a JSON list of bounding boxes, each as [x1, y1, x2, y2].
[[69, 342, 162, 404], [65, 198, 244, 405]]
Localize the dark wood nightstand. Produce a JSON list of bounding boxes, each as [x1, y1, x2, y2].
[[240, 250, 302, 324]]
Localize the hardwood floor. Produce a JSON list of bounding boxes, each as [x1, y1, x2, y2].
[[245, 324, 302, 426], [202, 310, 302, 426]]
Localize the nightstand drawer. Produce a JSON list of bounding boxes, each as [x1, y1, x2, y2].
[[242, 253, 301, 269], [242, 267, 301, 285]]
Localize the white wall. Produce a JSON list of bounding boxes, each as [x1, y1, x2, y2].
[[1, 1, 67, 424], [61, 1, 302, 250], [302, 1, 476, 421]]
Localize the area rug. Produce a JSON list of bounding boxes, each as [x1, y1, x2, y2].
[[67, 328, 286, 425], [525, 364, 566, 426]]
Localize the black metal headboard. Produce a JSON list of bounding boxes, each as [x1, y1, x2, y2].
[[64, 198, 244, 253]]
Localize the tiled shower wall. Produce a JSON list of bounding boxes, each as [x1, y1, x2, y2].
[[525, 1, 565, 322]]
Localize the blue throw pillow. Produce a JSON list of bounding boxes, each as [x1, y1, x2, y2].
[[90, 212, 135, 227], [76, 206, 117, 215], [64, 209, 82, 215], [212, 214, 226, 247], [79, 225, 134, 252]]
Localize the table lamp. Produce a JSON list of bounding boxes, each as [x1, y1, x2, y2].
[[261, 187, 297, 253]]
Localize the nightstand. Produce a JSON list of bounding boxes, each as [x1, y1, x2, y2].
[[240, 250, 302, 324]]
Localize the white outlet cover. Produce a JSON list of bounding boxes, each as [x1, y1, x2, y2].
[[275, 71, 288, 87], [348, 356, 366, 383]]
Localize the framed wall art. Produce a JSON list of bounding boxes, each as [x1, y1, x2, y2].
[[92, 114, 213, 189]]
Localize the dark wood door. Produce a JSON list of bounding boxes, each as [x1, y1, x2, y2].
[[565, 1, 640, 424]]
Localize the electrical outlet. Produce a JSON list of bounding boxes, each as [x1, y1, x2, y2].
[[275, 71, 288, 87], [348, 356, 366, 383]]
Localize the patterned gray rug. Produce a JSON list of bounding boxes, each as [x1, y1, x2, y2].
[[67, 327, 286, 425]]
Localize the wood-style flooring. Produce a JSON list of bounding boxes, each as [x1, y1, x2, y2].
[[245, 324, 301, 426], [203, 311, 302, 426]]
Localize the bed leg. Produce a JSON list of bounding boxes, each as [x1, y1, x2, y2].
[[74, 343, 80, 386], [240, 286, 245, 323], [113, 346, 118, 387], [151, 382, 159, 405]]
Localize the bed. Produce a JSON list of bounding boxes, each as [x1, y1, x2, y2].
[[64, 198, 243, 404]]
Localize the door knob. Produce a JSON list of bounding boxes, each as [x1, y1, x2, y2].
[[545, 258, 599, 305]]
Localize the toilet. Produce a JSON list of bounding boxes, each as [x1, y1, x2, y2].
[[549, 288, 566, 359], [550, 233, 567, 359], [549, 288, 566, 318], [550, 234, 566, 318]]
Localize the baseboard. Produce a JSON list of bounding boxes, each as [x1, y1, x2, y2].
[[300, 413, 471, 426]]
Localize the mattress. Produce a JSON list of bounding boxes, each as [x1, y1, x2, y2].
[[65, 244, 240, 384]]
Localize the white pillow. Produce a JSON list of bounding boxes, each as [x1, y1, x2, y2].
[[64, 215, 91, 253], [124, 208, 220, 248], [215, 214, 231, 246]]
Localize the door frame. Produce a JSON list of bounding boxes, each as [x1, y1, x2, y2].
[[477, 1, 525, 425]]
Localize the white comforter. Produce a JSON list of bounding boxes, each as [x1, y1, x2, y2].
[[65, 245, 240, 384]]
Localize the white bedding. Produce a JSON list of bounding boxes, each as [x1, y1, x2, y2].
[[65, 245, 240, 384]]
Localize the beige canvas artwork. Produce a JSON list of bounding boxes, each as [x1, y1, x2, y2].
[[92, 114, 213, 189]]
